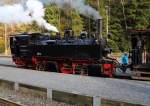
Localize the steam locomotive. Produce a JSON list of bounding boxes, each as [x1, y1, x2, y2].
[[10, 19, 118, 77]]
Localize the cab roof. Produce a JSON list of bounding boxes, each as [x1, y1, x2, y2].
[[128, 29, 150, 36]]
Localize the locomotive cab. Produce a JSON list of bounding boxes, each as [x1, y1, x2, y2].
[[10, 33, 51, 67], [10, 35, 29, 57]]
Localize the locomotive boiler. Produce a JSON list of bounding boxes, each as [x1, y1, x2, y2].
[[10, 19, 117, 77]]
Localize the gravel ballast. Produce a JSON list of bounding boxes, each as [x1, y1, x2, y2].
[[0, 84, 76, 106]]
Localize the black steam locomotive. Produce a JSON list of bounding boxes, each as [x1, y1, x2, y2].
[[10, 19, 117, 77]]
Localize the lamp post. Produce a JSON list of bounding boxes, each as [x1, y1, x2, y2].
[[121, 0, 127, 30], [105, 5, 109, 36], [105, 0, 111, 37], [4, 24, 8, 55], [58, 7, 61, 31]]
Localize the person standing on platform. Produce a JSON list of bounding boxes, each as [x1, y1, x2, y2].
[[121, 52, 129, 73]]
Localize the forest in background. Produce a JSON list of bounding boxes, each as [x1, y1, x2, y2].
[[1, 0, 150, 53]]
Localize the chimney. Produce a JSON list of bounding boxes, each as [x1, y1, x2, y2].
[[96, 18, 103, 40]]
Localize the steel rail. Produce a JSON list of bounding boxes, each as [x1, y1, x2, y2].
[[0, 97, 23, 106]]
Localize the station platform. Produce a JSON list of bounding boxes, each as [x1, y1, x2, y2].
[[0, 65, 149, 106]]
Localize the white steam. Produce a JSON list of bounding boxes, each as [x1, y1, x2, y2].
[[40, 0, 102, 19], [0, 0, 101, 32], [0, 0, 59, 32]]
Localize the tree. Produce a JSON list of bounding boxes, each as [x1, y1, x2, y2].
[[0, 39, 4, 53], [106, 0, 150, 52], [124, 0, 150, 29], [45, 4, 83, 35]]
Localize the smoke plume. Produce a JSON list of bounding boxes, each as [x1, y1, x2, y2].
[[0, 0, 101, 32], [0, 0, 59, 32], [40, 0, 102, 19]]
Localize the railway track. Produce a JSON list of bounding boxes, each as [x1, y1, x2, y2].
[[0, 97, 22, 106]]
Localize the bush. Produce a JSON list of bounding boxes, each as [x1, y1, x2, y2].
[[107, 39, 120, 52], [0, 39, 5, 53]]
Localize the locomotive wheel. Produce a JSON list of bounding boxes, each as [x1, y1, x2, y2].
[[36, 61, 58, 72], [88, 65, 101, 77], [36, 62, 45, 71], [81, 65, 88, 75], [74, 65, 88, 75], [45, 62, 58, 72], [60, 64, 73, 74]]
